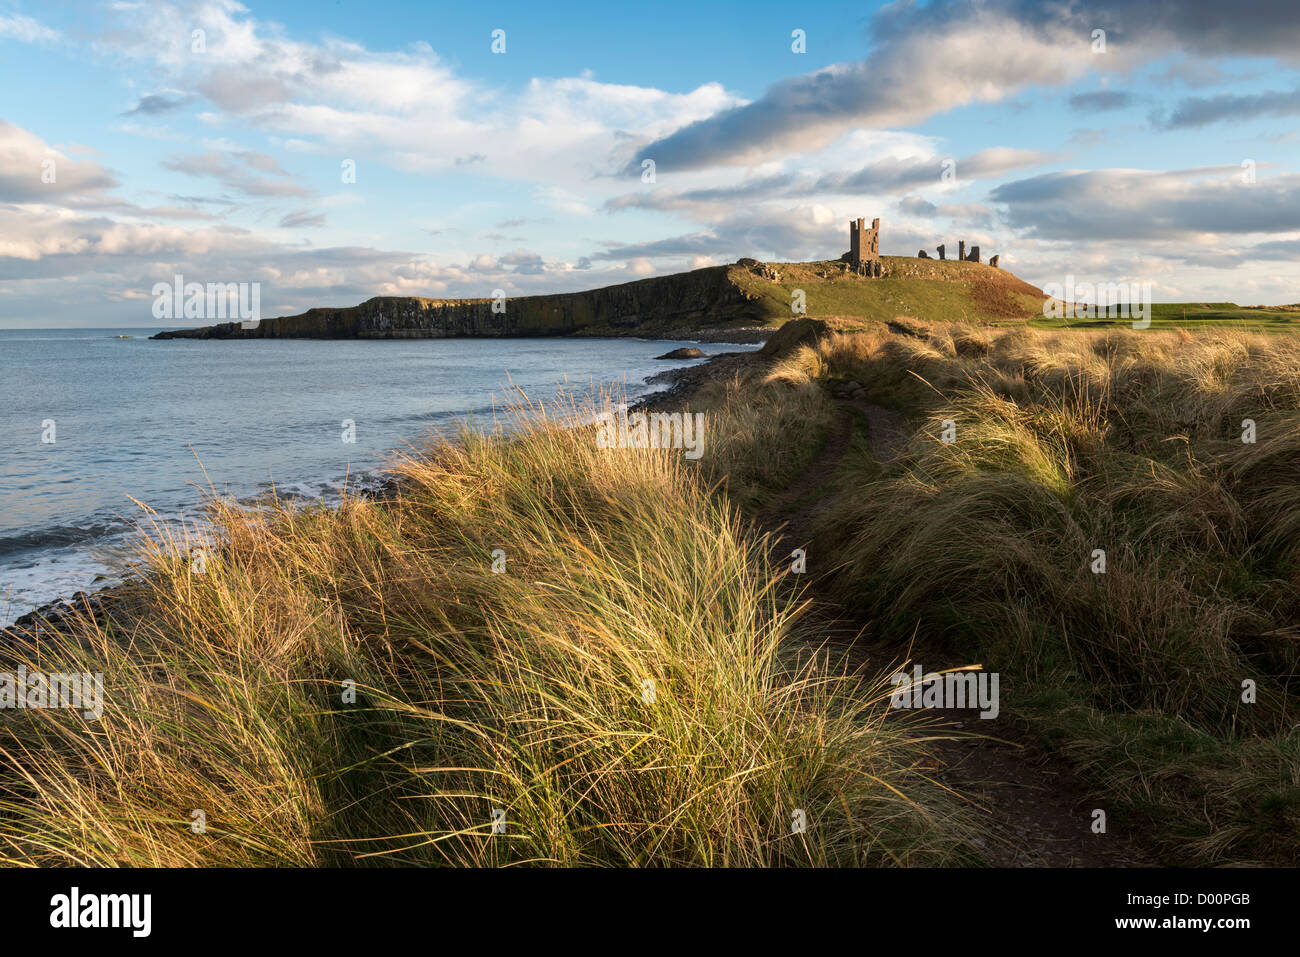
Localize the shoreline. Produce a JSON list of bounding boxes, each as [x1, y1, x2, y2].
[[2, 329, 771, 643], [630, 349, 767, 411]]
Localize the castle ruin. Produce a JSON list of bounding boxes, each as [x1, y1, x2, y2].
[[920, 239, 999, 266], [843, 217, 883, 277], [836, 219, 1001, 275]]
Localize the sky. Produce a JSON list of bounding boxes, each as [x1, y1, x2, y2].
[[2, 0, 1300, 327]]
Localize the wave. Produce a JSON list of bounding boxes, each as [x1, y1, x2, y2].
[[0, 520, 134, 559]]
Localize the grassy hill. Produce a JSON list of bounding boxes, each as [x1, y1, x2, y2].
[[726, 257, 1048, 328], [152, 257, 1051, 340]]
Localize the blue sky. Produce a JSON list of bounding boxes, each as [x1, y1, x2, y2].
[[3, 0, 1300, 326]]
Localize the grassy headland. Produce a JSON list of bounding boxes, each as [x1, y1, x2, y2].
[[150, 257, 1049, 341]]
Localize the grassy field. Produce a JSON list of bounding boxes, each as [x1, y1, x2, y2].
[[1031, 300, 1300, 330]]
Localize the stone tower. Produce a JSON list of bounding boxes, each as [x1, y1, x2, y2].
[[847, 217, 882, 276]]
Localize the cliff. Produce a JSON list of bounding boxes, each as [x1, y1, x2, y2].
[[150, 258, 1048, 340]]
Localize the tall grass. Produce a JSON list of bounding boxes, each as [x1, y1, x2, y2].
[[688, 371, 836, 509], [787, 323, 1300, 864], [0, 393, 971, 867]]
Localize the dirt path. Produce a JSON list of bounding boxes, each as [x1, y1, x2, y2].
[[756, 405, 856, 557], [758, 397, 1154, 867]]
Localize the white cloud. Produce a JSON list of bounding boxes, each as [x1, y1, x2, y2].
[[0, 13, 59, 44], [0, 121, 118, 203], [94, 1, 743, 189]]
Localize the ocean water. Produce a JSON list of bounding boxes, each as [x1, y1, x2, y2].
[[0, 328, 753, 625]]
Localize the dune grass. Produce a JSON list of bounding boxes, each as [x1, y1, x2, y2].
[[678, 370, 837, 511], [0, 393, 973, 867], [773, 322, 1300, 865], [13, 319, 1293, 867]]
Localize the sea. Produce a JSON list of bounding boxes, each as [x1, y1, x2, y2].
[[0, 328, 755, 625]]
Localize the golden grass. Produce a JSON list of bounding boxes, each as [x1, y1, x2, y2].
[[0, 392, 971, 867], [780, 323, 1300, 865]]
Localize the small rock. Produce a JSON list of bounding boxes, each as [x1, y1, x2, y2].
[[655, 347, 706, 360]]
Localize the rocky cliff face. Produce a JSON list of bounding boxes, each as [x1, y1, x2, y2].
[[151, 266, 762, 340]]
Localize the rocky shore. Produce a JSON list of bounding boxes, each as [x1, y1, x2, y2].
[[3, 582, 140, 645], [631, 350, 762, 411]]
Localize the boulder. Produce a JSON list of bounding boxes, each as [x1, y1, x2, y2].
[[655, 347, 706, 360], [759, 316, 830, 358]]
